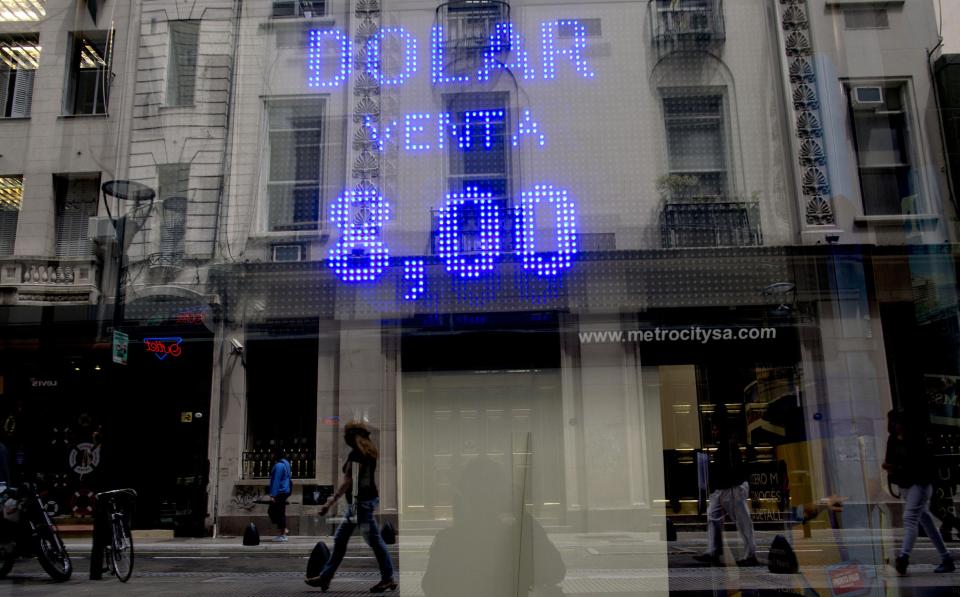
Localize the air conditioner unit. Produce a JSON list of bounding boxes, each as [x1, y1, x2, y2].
[[272, 244, 305, 262], [88, 216, 117, 244], [851, 86, 884, 110]]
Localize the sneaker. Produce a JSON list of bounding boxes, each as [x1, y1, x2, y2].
[[693, 553, 723, 566], [736, 556, 761, 567], [935, 556, 955, 573], [895, 554, 909, 576], [305, 576, 330, 591], [272, 535, 288, 542]]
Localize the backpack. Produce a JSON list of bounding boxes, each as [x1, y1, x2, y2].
[[768, 534, 799, 574], [242, 522, 260, 546]]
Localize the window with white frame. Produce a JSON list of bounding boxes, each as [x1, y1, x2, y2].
[[662, 92, 728, 199], [0, 0, 45, 22], [0, 35, 38, 118], [265, 98, 324, 231], [0, 175, 22, 256], [846, 82, 921, 216], [157, 163, 190, 263], [167, 20, 199, 107], [64, 30, 112, 115], [54, 174, 99, 257]]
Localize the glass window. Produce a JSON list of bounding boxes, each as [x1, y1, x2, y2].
[[65, 30, 112, 116], [53, 174, 98, 257], [0, 174, 21, 256], [0, 0, 45, 22], [265, 97, 323, 231], [0, 35, 38, 118], [847, 82, 919, 215], [663, 93, 727, 199], [166, 21, 199, 107], [157, 163, 190, 265]]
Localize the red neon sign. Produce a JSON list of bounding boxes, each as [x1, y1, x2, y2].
[[144, 337, 183, 360]]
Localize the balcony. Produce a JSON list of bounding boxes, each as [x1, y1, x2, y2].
[[661, 199, 761, 248], [436, 0, 511, 74], [650, 0, 725, 57], [0, 256, 100, 304], [431, 200, 516, 255]]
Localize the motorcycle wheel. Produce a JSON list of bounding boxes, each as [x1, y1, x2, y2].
[[0, 554, 13, 578], [34, 520, 71, 582]]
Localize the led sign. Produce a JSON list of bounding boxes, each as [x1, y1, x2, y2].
[[145, 337, 183, 360], [307, 20, 596, 298]]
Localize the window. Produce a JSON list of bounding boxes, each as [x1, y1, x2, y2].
[[843, 8, 888, 30], [0, 0, 45, 22], [265, 98, 323, 231], [443, 0, 506, 47], [272, 0, 325, 18], [65, 30, 112, 115], [166, 21, 199, 107], [157, 164, 190, 264], [846, 82, 919, 216], [654, 0, 715, 36], [663, 93, 727, 199], [0, 175, 21, 256], [0, 35, 38, 118], [54, 174, 99, 257]]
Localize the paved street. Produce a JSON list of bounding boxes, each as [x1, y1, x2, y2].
[[0, 530, 956, 595]]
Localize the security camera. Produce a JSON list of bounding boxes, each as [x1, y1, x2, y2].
[[230, 338, 244, 354]]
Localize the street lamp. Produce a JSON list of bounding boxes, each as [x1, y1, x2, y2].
[[101, 180, 155, 331]]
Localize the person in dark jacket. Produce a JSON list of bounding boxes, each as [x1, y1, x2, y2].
[[694, 411, 759, 567], [267, 447, 292, 542], [306, 421, 395, 593], [883, 410, 955, 575]]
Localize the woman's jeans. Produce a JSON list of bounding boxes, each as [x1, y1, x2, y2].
[[901, 483, 949, 559], [319, 498, 394, 582]]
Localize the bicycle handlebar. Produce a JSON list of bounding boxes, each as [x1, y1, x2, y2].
[[95, 488, 138, 500]]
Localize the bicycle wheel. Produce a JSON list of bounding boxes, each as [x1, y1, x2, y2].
[[34, 515, 72, 582], [108, 514, 134, 582]]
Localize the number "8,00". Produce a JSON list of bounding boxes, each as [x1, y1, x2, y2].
[[327, 184, 579, 291]]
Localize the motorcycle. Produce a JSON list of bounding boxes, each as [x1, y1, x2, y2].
[[0, 482, 72, 581]]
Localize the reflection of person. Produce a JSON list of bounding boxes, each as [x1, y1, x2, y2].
[[694, 412, 760, 567], [267, 447, 291, 542], [421, 455, 565, 597], [883, 410, 955, 575], [306, 422, 395, 593]]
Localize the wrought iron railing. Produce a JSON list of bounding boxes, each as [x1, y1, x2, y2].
[[661, 199, 761, 248], [430, 202, 516, 255], [650, 0, 725, 56]]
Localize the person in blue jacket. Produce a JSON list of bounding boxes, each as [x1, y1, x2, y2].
[[267, 447, 292, 542]]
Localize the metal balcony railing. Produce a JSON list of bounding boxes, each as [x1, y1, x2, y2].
[[431, 201, 516, 255], [436, 0, 511, 63], [650, 0, 725, 56], [661, 200, 761, 248]]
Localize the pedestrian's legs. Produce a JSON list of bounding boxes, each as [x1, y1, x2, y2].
[[357, 499, 395, 581], [275, 493, 289, 534], [727, 482, 757, 559], [901, 484, 926, 556], [914, 485, 951, 558], [318, 510, 357, 583], [706, 490, 725, 556]]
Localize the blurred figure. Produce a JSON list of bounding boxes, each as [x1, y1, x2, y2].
[[694, 411, 760, 567], [883, 410, 955, 575], [267, 447, 291, 542], [307, 422, 395, 593], [421, 455, 565, 597]]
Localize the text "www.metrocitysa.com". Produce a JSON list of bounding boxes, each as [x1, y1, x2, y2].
[[578, 327, 778, 345]]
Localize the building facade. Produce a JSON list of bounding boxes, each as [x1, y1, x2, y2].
[[0, 0, 959, 593]]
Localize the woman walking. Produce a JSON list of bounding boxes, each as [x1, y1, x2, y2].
[[883, 410, 955, 575], [306, 421, 396, 592], [267, 447, 291, 542]]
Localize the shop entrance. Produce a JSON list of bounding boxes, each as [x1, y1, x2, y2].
[[399, 313, 565, 525]]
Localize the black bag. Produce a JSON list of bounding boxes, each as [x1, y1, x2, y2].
[[767, 534, 799, 574], [306, 541, 331, 578], [242, 522, 260, 546], [381, 521, 397, 545]]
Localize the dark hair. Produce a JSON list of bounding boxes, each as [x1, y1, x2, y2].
[[344, 421, 378, 460]]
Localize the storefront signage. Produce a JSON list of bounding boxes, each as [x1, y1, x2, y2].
[[68, 442, 101, 476], [112, 329, 129, 365], [308, 22, 593, 295], [144, 337, 183, 360], [174, 307, 210, 326], [30, 378, 57, 388]]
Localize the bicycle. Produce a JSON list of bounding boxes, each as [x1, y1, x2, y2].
[[94, 489, 136, 582]]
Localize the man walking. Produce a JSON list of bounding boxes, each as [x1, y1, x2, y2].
[[694, 412, 760, 567], [267, 447, 292, 542]]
